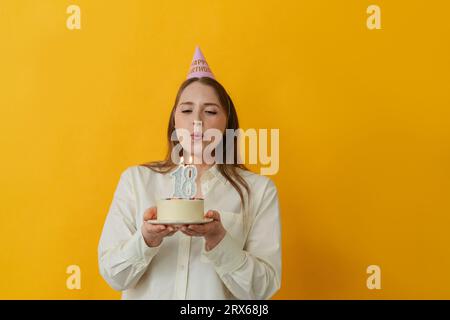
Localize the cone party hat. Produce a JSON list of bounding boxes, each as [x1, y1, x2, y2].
[[186, 46, 216, 80]]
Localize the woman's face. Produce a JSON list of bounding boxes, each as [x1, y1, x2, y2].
[[174, 81, 228, 159]]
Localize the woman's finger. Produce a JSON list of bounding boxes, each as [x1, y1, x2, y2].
[[187, 224, 206, 233], [181, 229, 201, 237], [205, 210, 221, 221], [165, 229, 178, 237], [143, 207, 157, 221], [146, 224, 167, 233], [160, 226, 175, 236]]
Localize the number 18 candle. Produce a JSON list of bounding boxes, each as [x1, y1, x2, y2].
[[170, 156, 198, 199]]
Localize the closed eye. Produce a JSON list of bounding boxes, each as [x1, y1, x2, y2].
[[205, 111, 217, 115], [181, 110, 192, 113]]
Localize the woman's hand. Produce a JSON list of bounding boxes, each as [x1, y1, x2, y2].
[[180, 210, 226, 251], [141, 207, 179, 247]]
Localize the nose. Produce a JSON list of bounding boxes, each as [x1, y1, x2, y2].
[[192, 110, 203, 123], [191, 108, 202, 122]]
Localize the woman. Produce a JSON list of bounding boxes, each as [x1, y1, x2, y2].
[[98, 47, 281, 299]]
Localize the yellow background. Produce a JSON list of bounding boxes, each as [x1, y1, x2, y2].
[[1, 0, 449, 299]]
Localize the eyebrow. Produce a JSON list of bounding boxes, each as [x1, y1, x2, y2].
[[179, 101, 220, 107]]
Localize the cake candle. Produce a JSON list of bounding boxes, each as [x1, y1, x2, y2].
[[171, 155, 197, 199], [183, 156, 198, 198]]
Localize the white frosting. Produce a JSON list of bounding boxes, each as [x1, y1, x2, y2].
[[156, 199, 204, 222]]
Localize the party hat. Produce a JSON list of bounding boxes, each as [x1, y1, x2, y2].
[[186, 46, 216, 79]]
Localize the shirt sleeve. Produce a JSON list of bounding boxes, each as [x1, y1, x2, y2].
[[98, 167, 160, 291], [202, 178, 282, 299]]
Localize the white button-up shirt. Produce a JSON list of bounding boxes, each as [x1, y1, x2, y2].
[[98, 164, 281, 300]]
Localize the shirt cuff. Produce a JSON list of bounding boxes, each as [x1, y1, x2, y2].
[[202, 232, 246, 276], [122, 231, 161, 265]]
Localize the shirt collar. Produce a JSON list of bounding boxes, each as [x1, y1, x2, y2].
[[201, 164, 226, 185]]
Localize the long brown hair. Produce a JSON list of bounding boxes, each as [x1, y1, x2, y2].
[[140, 77, 251, 210]]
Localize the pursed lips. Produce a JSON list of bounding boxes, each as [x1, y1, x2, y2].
[[191, 133, 203, 141]]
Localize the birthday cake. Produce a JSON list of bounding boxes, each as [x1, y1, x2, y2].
[[156, 198, 205, 223]]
